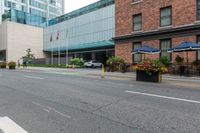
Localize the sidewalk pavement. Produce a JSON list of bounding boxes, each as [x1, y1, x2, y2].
[[17, 67, 200, 82]]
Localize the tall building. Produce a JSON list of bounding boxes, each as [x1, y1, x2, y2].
[[43, 0, 115, 65], [114, 0, 200, 64], [0, 0, 65, 24]]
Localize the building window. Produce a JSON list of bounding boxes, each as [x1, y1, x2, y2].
[[132, 0, 141, 3], [197, 36, 200, 60], [160, 6, 172, 27], [160, 39, 171, 60], [133, 14, 142, 31], [133, 42, 142, 62], [197, 0, 200, 20]]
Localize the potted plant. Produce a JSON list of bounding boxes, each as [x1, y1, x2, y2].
[[106, 56, 126, 72], [135, 59, 168, 83], [0, 61, 7, 69], [175, 55, 185, 75], [8, 61, 16, 69]]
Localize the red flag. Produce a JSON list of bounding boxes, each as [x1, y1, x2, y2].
[[56, 31, 59, 40], [50, 34, 52, 42]]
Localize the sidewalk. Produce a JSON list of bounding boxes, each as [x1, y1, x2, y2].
[[18, 67, 200, 82]]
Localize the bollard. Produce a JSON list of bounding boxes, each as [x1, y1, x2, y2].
[[101, 64, 105, 79]]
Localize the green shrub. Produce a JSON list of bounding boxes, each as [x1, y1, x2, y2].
[[175, 55, 184, 65], [106, 56, 125, 66], [159, 56, 171, 67], [8, 61, 16, 69], [106, 56, 126, 72], [8, 61, 16, 67], [70, 58, 84, 67]]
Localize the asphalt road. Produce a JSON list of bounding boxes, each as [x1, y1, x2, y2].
[[0, 69, 200, 133]]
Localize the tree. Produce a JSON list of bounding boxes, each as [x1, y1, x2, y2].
[[22, 48, 35, 63]]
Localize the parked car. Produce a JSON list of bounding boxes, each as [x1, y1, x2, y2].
[[84, 60, 102, 68]]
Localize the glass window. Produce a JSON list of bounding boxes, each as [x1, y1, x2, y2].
[[132, 0, 141, 3], [160, 39, 171, 60], [197, 0, 200, 20], [160, 6, 172, 27], [133, 14, 142, 31], [133, 42, 142, 62], [197, 36, 200, 60]]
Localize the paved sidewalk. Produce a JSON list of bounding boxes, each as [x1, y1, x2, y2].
[[17, 67, 200, 82]]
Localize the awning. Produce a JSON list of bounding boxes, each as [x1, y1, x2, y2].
[[44, 40, 114, 52]]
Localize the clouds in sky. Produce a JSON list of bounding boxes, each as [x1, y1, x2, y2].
[[65, 0, 99, 13]]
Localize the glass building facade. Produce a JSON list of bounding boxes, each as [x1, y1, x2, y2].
[[43, 0, 115, 64], [0, 0, 64, 24], [2, 9, 47, 27]]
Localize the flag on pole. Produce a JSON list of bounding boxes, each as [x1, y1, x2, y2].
[[50, 33, 53, 42], [56, 31, 59, 40]]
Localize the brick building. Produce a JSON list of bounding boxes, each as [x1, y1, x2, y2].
[[114, 0, 200, 64]]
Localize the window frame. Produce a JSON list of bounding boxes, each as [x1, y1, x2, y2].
[[132, 42, 142, 63], [196, 36, 200, 60], [197, 0, 200, 20], [160, 6, 172, 27], [160, 39, 172, 61], [132, 13, 142, 32]]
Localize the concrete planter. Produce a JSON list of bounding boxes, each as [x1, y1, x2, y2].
[[136, 70, 162, 83], [0, 66, 7, 69], [9, 66, 16, 70]]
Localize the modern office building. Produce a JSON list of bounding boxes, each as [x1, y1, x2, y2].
[[0, 0, 65, 24], [43, 0, 115, 65], [114, 0, 200, 64], [0, 21, 45, 62]]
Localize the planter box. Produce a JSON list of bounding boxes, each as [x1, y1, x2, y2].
[[9, 66, 16, 70], [136, 70, 162, 83], [0, 66, 6, 69]]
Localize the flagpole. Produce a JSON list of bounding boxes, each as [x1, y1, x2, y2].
[[51, 43, 53, 65], [57, 31, 60, 66], [58, 41, 60, 66], [50, 33, 53, 65], [66, 29, 68, 66]]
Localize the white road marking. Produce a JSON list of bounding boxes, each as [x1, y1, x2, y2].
[[24, 75, 44, 80], [0, 116, 28, 133], [125, 90, 200, 104], [32, 101, 71, 119], [163, 77, 200, 82]]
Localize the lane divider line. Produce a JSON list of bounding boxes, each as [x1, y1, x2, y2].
[[125, 90, 200, 104], [24, 75, 44, 80], [32, 101, 71, 119]]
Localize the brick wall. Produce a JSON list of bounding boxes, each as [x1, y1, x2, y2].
[[115, 0, 198, 64], [115, 0, 196, 37]]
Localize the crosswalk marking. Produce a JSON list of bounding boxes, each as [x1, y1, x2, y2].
[[0, 117, 28, 133]]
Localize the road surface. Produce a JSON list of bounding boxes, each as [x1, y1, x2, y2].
[[0, 69, 200, 133]]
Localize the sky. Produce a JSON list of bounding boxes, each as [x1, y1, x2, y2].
[[65, 0, 99, 13]]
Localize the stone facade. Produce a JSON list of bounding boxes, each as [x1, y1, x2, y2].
[[115, 0, 199, 64], [0, 21, 45, 62]]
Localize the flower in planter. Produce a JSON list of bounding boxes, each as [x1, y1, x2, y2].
[[135, 59, 168, 75]]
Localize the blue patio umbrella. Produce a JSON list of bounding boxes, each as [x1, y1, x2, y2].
[[131, 45, 161, 60], [167, 42, 200, 76], [131, 45, 161, 54], [167, 42, 200, 53]]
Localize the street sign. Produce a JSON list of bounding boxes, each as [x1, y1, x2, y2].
[[0, 117, 28, 133]]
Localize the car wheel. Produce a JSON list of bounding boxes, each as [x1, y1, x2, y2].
[[91, 65, 94, 68]]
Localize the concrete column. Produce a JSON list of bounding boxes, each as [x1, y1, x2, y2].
[[92, 52, 96, 60]]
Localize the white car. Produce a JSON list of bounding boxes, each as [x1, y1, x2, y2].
[[84, 60, 102, 68]]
